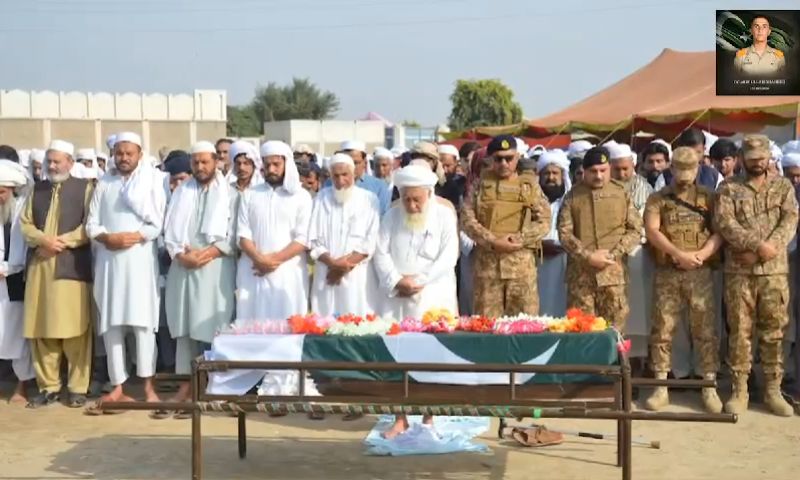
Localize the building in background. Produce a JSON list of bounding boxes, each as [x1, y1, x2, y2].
[[0, 89, 226, 154], [263, 119, 386, 156]]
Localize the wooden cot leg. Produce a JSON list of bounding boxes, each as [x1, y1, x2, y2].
[[238, 412, 247, 459]]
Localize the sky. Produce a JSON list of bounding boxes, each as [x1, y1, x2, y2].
[[1, 0, 798, 126]]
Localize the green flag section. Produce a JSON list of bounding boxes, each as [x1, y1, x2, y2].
[[302, 330, 619, 385]]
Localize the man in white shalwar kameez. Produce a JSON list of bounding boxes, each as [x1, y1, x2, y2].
[[86, 132, 168, 406], [236, 140, 312, 321], [308, 153, 380, 316], [0, 160, 35, 403], [606, 142, 654, 359], [373, 164, 459, 320], [536, 150, 572, 317], [161, 142, 237, 409], [229, 140, 264, 195], [372, 164, 458, 438]]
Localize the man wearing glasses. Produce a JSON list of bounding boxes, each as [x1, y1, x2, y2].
[[734, 15, 786, 76], [461, 134, 551, 317]]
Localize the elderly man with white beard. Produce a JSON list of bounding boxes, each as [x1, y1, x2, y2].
[[536, 149, 572, 317], [374, 164, 459, 320], [372, 163, 459, 439], [308, 153, 380, 316]]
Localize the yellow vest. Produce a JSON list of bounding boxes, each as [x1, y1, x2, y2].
[[568, 180, 628, 250], [654, 185, 718, 267]]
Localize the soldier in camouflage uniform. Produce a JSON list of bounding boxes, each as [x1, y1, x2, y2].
[[714, 134, 798, 417], [557, 146, 642, 331], [461, 134, 551, 317], [642, 147, 724, 413]]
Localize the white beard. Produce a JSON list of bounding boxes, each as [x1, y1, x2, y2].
[[333, 185, 354, 204], [402, 202, 430, 232], [50, 172, 70, 183]]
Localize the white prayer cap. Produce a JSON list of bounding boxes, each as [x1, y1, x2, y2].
[[781, 140, 800, 168], [70, 162, 96, 180], [567, 140, 593, 158], [341, 140, 366, 153], [515, 138, 529, 157], [106, 134, 117, 151], [17, 149, 30, 168], [0, 159, 31, 188], [30, 148, 45, 163], [76, 148, 96, 161], [190, 141, 216, 155], [329, 152, 355, 170], [48, 139, 74, 157], [702, 131, 718, 156], [604, 141, 635, 163], [390, 146, 408, 157], [438, 144, 459, 159], [373, 147, 393, 160], [650, 138, 673, 158], [230, 140, 262, 168], [527, 144, 546, 158], [393, 164, 438, 189], [293, 143, 314, 154], [96, 151, 108, 161], [114, 131, 142, 148], [769, 142, 783, 165], [260, 140, 293, 159]]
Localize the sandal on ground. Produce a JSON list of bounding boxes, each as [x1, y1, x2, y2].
[[66, 393, 88, 408], [26, 391, 59, 409], [149, 409, 174, 420], [307, 411, 325, 420], [173, 410, 193, 420], [511, 426, 564, 448], [84, 401, 125, 416]]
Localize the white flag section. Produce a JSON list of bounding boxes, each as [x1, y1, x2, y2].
[[380, 333, 560, 385], [206, 334, 306, 395]]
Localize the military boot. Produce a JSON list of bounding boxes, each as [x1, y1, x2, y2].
[[725, 372, 749, 415], [644, 372, 669, 411], [701, 373, 723, 413], [763, 374, 793, 417]]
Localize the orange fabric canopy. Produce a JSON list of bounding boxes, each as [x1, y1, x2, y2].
[[528, 48, 800, 136]]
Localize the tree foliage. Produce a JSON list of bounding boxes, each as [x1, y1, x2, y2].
[[252, 77, 340, 123], [226, 104, 261, 137], [447, 79, 523, 131]]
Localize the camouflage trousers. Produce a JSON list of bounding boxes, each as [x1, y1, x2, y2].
[[649, 267, 719, 374], [567, 283, 628, 333], [474, 270, 539, 318], [724, 273, 789, 376]]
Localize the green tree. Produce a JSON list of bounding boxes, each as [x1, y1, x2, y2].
[[252, 77, 340, 123], [402, 119, 422, 128], [226, 104, 261, 137], [447, 79, 523, 131]]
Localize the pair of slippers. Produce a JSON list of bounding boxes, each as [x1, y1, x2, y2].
[[149, 409, 192, 420], [509, 426, 564, 448], [84, 401, 125, 416]]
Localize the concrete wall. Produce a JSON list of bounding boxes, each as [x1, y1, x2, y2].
[[263, 119, 386, 156], [0, 89, 227, 154]]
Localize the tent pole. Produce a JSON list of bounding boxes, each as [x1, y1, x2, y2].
[[599, 117, 631, 144], [670, 109, 710, 144], [544, 123, 569, 148]]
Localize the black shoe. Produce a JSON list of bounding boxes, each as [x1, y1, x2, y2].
[[26, 391, 60, 409], [66, 393, 88, 408]]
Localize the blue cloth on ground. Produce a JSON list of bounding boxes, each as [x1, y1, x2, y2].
[[364, 415, 490, 456]]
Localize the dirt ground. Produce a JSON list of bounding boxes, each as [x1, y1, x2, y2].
[[1, 385, 799, 480]]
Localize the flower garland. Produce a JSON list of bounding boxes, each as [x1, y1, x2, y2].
[[218, 308, 610, 337]]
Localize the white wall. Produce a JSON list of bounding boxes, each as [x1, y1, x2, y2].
[[263, 119, 386, 155]]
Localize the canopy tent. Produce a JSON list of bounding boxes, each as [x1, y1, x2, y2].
[[528, 48, 800, 138], [442, 131, 571, 150]]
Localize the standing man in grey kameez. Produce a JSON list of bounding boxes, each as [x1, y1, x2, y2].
[[163, 141, 237, 406]]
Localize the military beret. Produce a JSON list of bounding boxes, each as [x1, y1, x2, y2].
[[582, 146, 610, 169], [486, 134, 517, 156]]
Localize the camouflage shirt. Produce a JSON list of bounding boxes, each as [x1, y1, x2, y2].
[[714, 175, 799, 275], [461, 177, 551, 280]]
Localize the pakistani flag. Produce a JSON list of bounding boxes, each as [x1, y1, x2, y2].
[[207, 331, 618, 395]]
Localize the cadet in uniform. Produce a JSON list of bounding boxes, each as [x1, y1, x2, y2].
[[642, 147, 724, 413], [461, 134, 551, 317], [714, 134, 798, 417], [557, 146, 642, 331], [734, 16, 786, 76]]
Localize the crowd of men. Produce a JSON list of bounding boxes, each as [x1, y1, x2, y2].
[[0, 126, 799, 436]]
